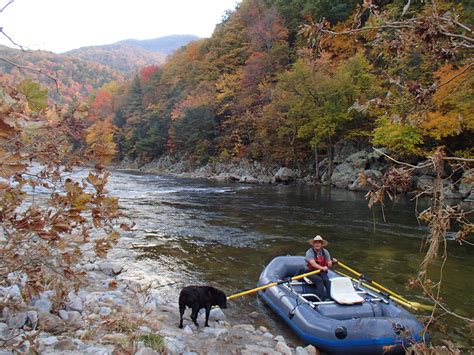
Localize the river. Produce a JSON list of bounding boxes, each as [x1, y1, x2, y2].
[[104, 169, 472, 349]]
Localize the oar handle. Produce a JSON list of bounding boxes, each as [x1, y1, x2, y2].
[[227, 269, 321, 301]]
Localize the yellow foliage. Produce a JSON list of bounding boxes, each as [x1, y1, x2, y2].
[[423, 111, 462, 140], [86, 118, 117, 165]]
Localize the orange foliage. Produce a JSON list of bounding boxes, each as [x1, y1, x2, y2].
[[420, 64, 473, 139], [90, 90, 114, 122]]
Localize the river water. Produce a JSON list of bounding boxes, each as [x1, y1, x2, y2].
[[105, 169, 472, 349]]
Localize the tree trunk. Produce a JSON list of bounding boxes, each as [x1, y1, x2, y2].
[[328, 137, 333, 182], [314, 145, 319, 180]]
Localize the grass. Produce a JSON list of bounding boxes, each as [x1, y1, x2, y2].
[[139, 333, 165, 352]]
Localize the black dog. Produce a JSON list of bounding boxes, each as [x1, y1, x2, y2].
[[178, 286, 227, 328]]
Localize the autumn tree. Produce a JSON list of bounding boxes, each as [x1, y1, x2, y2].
[[0, 78, 123, 350]]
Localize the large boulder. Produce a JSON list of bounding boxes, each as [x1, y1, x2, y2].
[[459, 169, 473, 198], [239, 175, 259, 184], [345, 151, 369, 169], [415, 175, 436, 192], [331, 163, 358, 189], [333, 140, 360, 164], [273, 167, 296, 183]]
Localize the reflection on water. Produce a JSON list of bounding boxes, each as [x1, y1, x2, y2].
[[107, 169, 472, 348]]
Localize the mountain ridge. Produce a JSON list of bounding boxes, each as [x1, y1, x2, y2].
[[64, 34, 199, 76], [0, 34, 199, 102]]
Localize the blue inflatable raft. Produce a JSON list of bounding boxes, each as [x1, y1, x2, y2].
[[258, 256, 428, 354]]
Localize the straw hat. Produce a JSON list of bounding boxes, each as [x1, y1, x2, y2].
[[308, 235, 328, 247]]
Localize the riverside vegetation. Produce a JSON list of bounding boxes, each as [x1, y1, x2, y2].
[[0, 0, 472, 353]]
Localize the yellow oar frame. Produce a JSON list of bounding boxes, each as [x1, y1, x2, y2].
[[227, 269, 321, 301], [336, 261, 434, 312]]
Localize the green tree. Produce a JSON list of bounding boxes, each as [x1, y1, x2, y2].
[[170, 106, 216, 163]]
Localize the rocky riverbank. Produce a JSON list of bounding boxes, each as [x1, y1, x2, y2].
[[116, 144, 474, 202], [0, 229, 320, 355]]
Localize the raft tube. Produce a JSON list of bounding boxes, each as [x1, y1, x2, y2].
[[258, 256, 428, 354]]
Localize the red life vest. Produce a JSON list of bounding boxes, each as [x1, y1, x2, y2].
[[307, 248, 328, 270]]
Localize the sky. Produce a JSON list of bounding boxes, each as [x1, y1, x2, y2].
[[0, 0, 241, 53]]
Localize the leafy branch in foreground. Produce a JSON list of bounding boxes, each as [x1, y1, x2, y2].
[[0, 82, 122, 317], [362, 147, 473, 347]]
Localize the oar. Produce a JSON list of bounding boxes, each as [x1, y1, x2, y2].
[[334, 269, 418, 310], [337, 261, 433, 311], [227, 269, 321, 300]]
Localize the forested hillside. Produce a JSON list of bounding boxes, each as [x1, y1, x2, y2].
[[100, 0, 472, 175], [0, 35, 198, 104], [65, 43, 166, 76], [66, 35, 199, 75], [0, 45, 125, 103]]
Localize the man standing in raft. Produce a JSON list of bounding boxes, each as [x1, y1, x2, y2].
[[305, 235, 337, 301]]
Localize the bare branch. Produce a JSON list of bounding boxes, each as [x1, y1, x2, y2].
[[437, 15, 473, 34], [0, 0, 14, 13], [443, 156, 474, 163], [372, 147, 420, 168], [0, 56, 60, 93], [439, 30, 474, 44], [321, 23, 416, 36], [401, 0, 411, 18], [0, 28, 26, 51]]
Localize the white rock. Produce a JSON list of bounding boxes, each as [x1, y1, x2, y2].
[[40, 290, 54, 300], [296, 346, 309, 355], [2, 307, 9, 320], [232, 324, 255, 332], [7, 272, 28, 286], [139, 326, 151, 333], [183, 325, 193, 335], [83, 250, 97, 260], [275, 341, 292, 355], [258, 325, 269, 333], [144, 301, 157, 312], [98, 261, 123, 275], [0, 285, 22, 301], [40, 335, 58, 346], [84, 263, 97, 271], [99, 307, 112, 316], [203, 327, 228, 340], [263, 332, 273, 339], [59, 310, 69, 320], [33, 299, 52, 313], [274, 335, 285, 343], [8, 312, 27, 329], [135, 348, 159, 355], [164, 336, 186, 354], [0, 322, 9, 340], [67, 292, 84, 312], [209, 308, 226, 321], [304, 344, 320, 355], [77, 290, 89, 300], [67, 311, 83, 328], [84, 346, 112, 354]]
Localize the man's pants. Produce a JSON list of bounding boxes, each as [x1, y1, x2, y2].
[[308, 272, 331, 300]]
